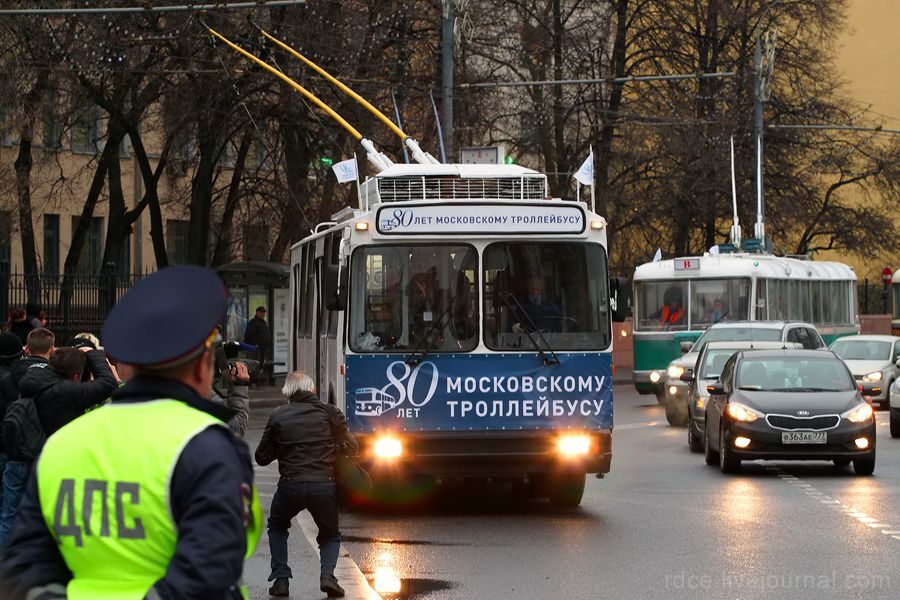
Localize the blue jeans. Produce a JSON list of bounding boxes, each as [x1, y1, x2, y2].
[[0, 460, 30, 548], [267, 481, 340, 580]]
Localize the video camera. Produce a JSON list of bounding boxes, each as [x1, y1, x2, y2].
[[213, 340, 262, 395]]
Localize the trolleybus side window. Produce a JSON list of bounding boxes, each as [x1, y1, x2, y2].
[[482, 242, 611, 351], [348, 245, 478, 353]]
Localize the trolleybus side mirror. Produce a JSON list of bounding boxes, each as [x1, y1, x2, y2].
[[609, 277, 631, 323], [680, 341, 694, 354], [324, 264, 347, 311]]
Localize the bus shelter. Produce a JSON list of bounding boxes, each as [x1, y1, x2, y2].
[[216, 261, 290, 382]]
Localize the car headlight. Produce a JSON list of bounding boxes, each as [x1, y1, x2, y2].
[[649, 371, 661, 383], [862, 371, 883, 383], [667, 365, 685, 379], [842, 403, 874, 423], [696, 397, 706, 409], [726, 403, 762, 422]]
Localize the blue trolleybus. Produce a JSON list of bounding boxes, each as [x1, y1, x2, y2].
[[289, 163, 627, 506]]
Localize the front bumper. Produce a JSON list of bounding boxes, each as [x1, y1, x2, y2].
[[665, 378, 688, 403], [356, 431, 613, 477], [723, 419, 876, 461], [634, 370, 664, 394]]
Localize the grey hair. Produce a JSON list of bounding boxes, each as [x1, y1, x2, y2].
[[282, 371, 316, 398]]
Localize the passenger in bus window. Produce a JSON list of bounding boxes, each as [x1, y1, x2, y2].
[[703, 298, 729, 323], [513, 276, 562, 332], [652, 286, 685, 329]]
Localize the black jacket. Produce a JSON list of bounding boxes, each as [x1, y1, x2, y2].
[[0, 375, 255, 600], [243, 316, 269, 349], [255, 391, 358, 483], [0, 361, 18, 447], [8, 321, 32, 346], [17, 350, 117, 436]]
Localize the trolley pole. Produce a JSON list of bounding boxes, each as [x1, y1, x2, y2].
[[753, 37, 765, 241]]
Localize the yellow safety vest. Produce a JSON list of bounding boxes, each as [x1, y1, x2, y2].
[[37, 399, 262, 599]]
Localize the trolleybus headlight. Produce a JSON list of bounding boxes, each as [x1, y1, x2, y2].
[[557, 434, 591, 457], [862, 371, 882, 383], [373, 436, 403, 459], [667, 365, 685, 379], [649, 371, 661, 383], [842, 402, 874, 423]]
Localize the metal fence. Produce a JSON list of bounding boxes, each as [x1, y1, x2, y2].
[[858, 279, 891, 316], [0, 262, 147, 343]]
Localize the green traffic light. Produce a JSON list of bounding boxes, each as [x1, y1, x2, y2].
[[319, 157, 334, 167]]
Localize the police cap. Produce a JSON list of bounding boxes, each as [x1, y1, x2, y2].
[[102, 266, 225, 368]]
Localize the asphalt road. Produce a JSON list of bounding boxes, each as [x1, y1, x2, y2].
[[244, 386, 900, 600]]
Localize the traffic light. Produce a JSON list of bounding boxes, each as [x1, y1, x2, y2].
[[319, 157, 334, 167]]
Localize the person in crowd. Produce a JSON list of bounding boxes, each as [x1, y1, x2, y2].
[[243, 306, 270, 366], [24, 304, 42, 331], [0, 333, 24, 515], [8, 309, 31, 346], [0, 266, 261, 599], [17, 346, 118, 437], [513, 275, 562, 332], [0, 328, 54, 549], [255, 371, 357, 598]]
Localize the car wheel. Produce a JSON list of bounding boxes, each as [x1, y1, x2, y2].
[[719, 426, 740, 474], [853, 456, 875, 476], [547, 473, 586, 508], [704, 421, 717, 466], [664, 398, 688, 426], [891, 410, 900, 439], [688, 424, 703, 453], [832, 457, 851, 467]]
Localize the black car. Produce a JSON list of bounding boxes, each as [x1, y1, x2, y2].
[[704, 349, 876, 475]]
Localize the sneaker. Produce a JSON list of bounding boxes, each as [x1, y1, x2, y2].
[[320, 574, 345, 598], [268, 577, 289, 596]]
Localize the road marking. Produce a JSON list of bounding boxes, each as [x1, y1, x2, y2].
[[615, 421, 665, 430], [773, 470, 899, 544], [295, 510, 381, 599]]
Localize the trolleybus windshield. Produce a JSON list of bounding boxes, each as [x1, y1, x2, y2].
[[349, 244, 478, 353], [483, 242, 611, 351], [634, 278, 750, 331]]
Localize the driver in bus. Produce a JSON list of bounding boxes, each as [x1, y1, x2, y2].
[[703, 298, 728, 323], [652, 286, 685, 328], [409, 249, 442, 342], [513, 275, 562, 332]]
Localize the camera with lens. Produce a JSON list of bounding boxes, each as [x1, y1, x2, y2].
[[213, 340, 261, 395]]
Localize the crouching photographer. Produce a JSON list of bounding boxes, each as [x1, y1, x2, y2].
[[211, 340, 261, 438]]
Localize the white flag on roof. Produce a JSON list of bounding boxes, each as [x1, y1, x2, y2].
[[574, 147, 594, 186], [332, 158, 358, 183], [652, 248, 662, 262], [709, 245, 720, 256]]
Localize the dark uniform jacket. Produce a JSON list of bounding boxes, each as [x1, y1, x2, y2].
[[0, 376, 255, 600], [255, 391, 358, 483], [243, 317, 270, 351], [17, 350, 117, 436]]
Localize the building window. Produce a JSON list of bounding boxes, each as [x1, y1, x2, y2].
[[71, 101, 100, 153], [70, 216, 103, 273], [0, 211, 11, 264], [243, 223, 268, 262], [42, 88, 61, 150], [43, 214, 60, 277], [166, 219, 189, 265]]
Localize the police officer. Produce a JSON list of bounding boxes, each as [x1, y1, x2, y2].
[[0, 266, 261, 599]]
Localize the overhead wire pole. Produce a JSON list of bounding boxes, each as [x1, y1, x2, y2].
[[441, 0, 457, 162], [0, 1, 306, 16]]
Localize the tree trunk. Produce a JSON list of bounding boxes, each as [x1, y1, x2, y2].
[[212, 129, 253, 267]]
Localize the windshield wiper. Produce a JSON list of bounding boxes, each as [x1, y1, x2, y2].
[[738, 386, 764, 391], [406, 304, 452, 366], [712, 310, 730, 325], [499, 292, 559, 365]]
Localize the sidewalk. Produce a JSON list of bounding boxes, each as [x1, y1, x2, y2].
[[249, 386, 287, 409]]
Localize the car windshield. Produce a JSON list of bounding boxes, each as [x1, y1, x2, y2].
[[349, 244, 478, 353], [830, 339, 891, 361], [736, 356, 854, 392], [483, 242, 611, 351], [693, 326, 781, 354], [698, 349, 739, 380]]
